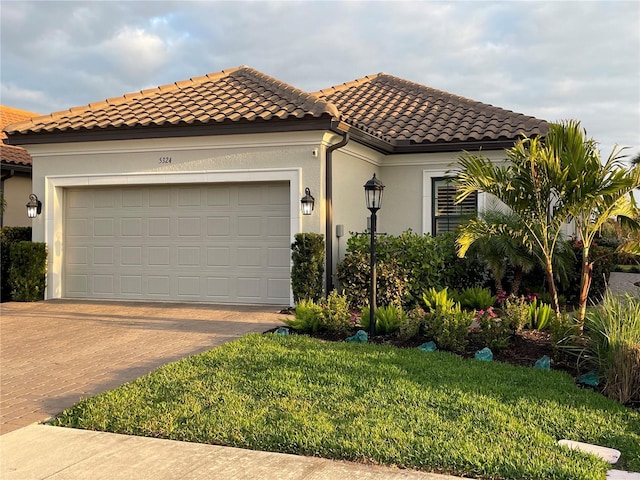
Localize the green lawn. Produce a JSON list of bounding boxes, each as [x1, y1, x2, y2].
[[53, 334, 640, 480]]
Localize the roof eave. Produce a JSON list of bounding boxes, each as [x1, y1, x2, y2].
[[0, 162, 32, 173], [4, 115, 336, 146], [343, 127, 530, 154]]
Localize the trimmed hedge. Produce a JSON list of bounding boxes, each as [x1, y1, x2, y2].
[[337, 230, 490, 309], [0, 227, 32, 302], [291, 232, 324, 303], [9, 241, 47, 302]]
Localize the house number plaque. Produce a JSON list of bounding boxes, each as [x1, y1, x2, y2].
[[159, 156, 172, 164]]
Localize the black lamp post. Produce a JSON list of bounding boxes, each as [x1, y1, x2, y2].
[[363, 173, 384, 337]]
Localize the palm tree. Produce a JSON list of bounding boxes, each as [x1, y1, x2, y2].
[[546, 120, 640, 330], [631, 151, 640, 166], [456, 135, 570, 316], [457, 209, 536, 295]]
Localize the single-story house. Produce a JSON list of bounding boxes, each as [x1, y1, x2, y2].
[[4, 66, 548, 306], [1, 105, 39, 227]]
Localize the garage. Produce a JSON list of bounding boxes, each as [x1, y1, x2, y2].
[[63, 182, 291, 305]]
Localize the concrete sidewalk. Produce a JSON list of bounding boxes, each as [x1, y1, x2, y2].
[[0, 424, 463, 480]]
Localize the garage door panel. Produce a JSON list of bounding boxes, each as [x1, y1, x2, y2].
[[93, 275, 114, 294], [64, 182, 290, 304], [148, 276, 170, 295], [94, 218, 115, 237], [149, 217, 170, 236], [149, 189, 170, 207]]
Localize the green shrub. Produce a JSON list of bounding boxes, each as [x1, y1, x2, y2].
[[614, 264, 640, 273], [291, 233, 324, 303], [583, 293, 640, 405], [473, 307, 512, 352], [282, 299, 323, 333], [500, 295, 530, 331], [425, 308, 472, 353], [360, 304, 407, 335], [320, 291, 352, 334], [457, 287, 496, 310], [435, 232, 492, 294], [398, 307, 425, 341], [336, 251, 406, 310], [549, 312, 578, 347], [0, 226, 32, 302], [339, 230, 490, 308], [9, 241, 47, 302]]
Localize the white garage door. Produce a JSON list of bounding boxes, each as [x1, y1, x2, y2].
[[64, 182, 291, 305]]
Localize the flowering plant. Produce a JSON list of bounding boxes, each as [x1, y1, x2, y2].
[[474, 306, 511, 351]]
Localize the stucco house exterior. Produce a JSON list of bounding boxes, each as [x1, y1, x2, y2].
[[1, 106, 39, 227], [4, 66, 548, 306]]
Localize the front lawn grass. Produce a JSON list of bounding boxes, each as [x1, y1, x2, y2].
[[53, 334, 639, 480]]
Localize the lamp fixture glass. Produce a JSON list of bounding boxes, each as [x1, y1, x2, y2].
[[363, 173, 384, 212], [300, 187, 315, 215], [26, 194, 42, 218]]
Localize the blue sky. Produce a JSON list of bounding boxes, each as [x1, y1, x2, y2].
[[2, 0, 639, 162]]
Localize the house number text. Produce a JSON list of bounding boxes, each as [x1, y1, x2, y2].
[[159, 156, 172, 164]]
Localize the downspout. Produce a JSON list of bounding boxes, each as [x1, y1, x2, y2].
[[325, 129, 349, 294], [0, 168, 16, 228]]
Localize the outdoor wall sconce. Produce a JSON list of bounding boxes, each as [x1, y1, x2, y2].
[[363, 173, 384, 337], [300, 187, 315, 215], [26, 194, 42, 218]]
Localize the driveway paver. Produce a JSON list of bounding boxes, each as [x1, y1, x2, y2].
[[0, 299, 283, 434]]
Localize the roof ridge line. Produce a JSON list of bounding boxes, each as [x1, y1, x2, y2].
[[376, 73, 540, 120], [312, 73, 382, 97], [235, 67, 340, 118]]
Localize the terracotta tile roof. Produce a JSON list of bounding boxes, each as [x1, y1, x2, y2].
[[4, 66, 339, 136], [1, 106, 39, 166], [315, 73, 548, 148], [4, 67, 548, 153]]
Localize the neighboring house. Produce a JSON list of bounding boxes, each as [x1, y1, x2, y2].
[[1, 105, 39, 227], [3, 66, 548, 305]]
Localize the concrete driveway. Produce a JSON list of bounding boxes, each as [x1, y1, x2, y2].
[[0, 300, 284, 435]]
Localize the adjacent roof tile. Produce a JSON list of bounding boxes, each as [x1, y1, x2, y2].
[[4, 67, 339, 136], [314, 73, 548, 146], [1, 105, 39, 166]]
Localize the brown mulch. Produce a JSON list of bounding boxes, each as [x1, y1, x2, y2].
[[268, 322, 575, 374]]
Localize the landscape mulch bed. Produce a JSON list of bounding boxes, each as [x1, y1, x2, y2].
[[267, 319, 578, 376]]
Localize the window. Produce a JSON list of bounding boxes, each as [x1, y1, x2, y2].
[[432, 177, 477, 235]]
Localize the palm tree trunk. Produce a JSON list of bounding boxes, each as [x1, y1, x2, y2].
[[577, 252, 593, 333], [545, 258, 561, 317], [492, 269, 504, 296], [512, 266, 523, 296]]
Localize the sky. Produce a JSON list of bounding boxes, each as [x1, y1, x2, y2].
[[1, 0, 639, 163]]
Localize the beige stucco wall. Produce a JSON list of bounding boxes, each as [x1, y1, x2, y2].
[[26, 130, 328, 300], [1, 173, 32, 228], [24, 126, 540, 302]]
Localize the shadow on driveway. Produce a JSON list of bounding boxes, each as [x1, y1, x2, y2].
[[0, 300, 285, 434]]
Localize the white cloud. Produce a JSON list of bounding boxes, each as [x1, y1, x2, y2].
[[0, 83, 50, 114], [102, 27, 169, 77], [0, 0, 637, 159]]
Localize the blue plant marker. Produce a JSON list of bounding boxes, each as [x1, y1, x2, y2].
[[275, 326, 290, 336], [578, 371, 600, 387], [534, 355, 551, 370], [418, 341, 437, 352], [475, 347, 493, 362], [345, 330, 368, 343]]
